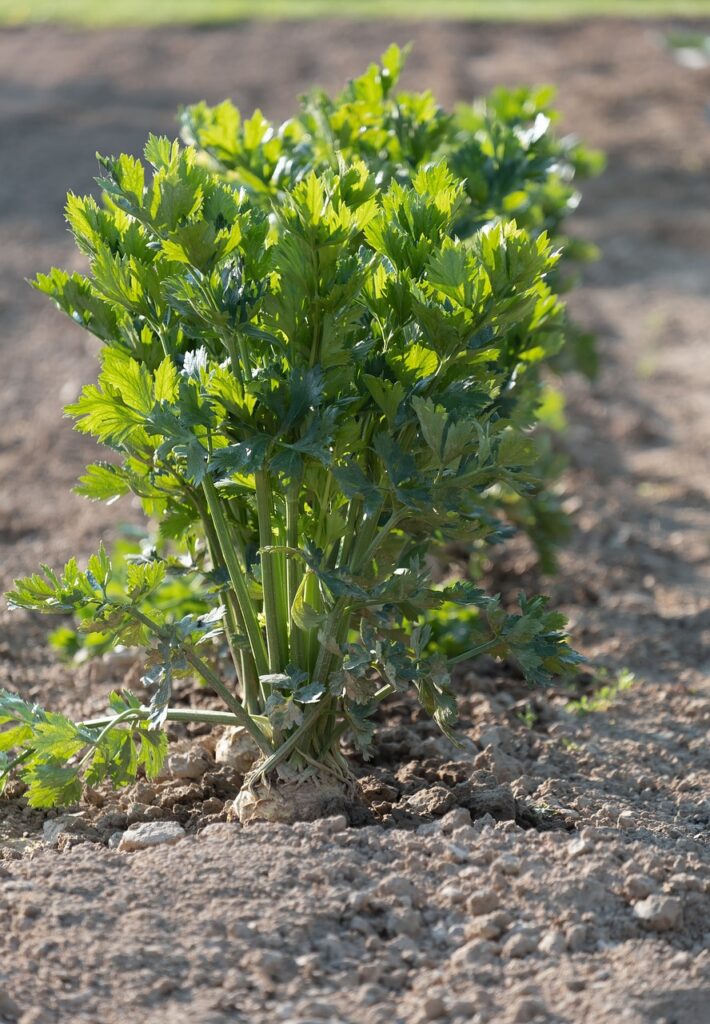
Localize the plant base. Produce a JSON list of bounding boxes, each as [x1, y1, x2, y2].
[[231, 770, 354, 825]]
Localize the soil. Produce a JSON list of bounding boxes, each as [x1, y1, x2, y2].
[[0, 16, 709, 1024]]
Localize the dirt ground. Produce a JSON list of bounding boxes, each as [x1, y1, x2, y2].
[[0, 17, 709, 1024]]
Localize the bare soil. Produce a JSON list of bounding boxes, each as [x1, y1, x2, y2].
[[0, 18, 709, 1024]]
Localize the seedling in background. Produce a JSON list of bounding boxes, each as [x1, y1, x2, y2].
[[565, 668, 635, 717], [3, 75, 584, 821]]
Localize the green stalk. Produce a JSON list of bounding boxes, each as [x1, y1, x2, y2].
[[285, 483, 305, 667], [447, 639, 498, 666], [194, 489, 260, 714], [202, 474, 269, 678], [80, 708, 255, 729], [255, 469, 287, 672]]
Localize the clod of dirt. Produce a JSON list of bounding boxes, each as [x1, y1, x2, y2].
[[166, 746, 211, 780], [474, 744, 525, 782], [633, 894, 683, 931], [41, 813, 100, 848], [117, 821, 186, 852], [231, 773, 354, 825], [403, 785, 455, 817]]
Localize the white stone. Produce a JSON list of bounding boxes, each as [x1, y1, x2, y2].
[[167, 747, 210, 780], [633, 895, 682, 932], [118, 821, 186, 852]]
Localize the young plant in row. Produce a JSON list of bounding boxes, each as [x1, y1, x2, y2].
[[3, 140, 581, 821], [46, 50, 603, 666]]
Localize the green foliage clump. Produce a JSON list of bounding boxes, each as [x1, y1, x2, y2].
[[2, 58, 585, 813]]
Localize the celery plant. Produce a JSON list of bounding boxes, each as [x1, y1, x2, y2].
[[3, 139, 580, 819]]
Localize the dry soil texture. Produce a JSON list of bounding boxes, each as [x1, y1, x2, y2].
[[0, 18, 709, 1024]]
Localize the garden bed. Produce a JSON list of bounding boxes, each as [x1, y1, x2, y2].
[[0, 17, 708, 1024]]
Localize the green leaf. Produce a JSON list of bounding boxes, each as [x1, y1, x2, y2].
[[23, 762, 83, 809]]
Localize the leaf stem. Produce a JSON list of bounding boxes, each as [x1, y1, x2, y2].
[[125, 605, 273, 756], [202, 474, 269, 677], [255, 469, 286, 673]]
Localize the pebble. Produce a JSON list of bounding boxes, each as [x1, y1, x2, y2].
[[539, 929, 566, 955], [567, 836, 594, 859], [386, 908, 422, 939], [494, 854, 521, 876], [513, 996, 547, 1022], [438, 883, 466, 904], [474, 745, 525, 783], [467, 888, 501, 915], [167, 748, 210, 780], [633, 895, 683, 932], [439, 807, 473, 833], [406, 785, 455, 817], [502, 931, 538, 958], [624, 874, 657, 900], [42, 815, 85, 848], [469, 910, 511, 940], [107, 831, 123, 850], [0, 989, 20, 1020], [118, 821, 186, 852]]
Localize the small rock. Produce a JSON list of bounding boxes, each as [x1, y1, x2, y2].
[[312, 814, 348, 835], [624, 874, 657, 901], [439, 807, 472, 833], [633, 895, 682, 932], [565, 976, 586, 992], [167, 747, 210, 781], [478, 725, 516, 754], [132, 782, 157, 804], [475, 745, 524, 783], [539, 929, 565, 955], [438, 883, 466, 904], [467, 888, 501, 915], [214, 727, 260, 773], [567, 836, 593, 858], [405, 785, 455, 817], [494, 854, 521, 876], [617, 809, 636, 829], [386, 908, 422, 938], [41, 814, 92, 848], [118, 821, 186, 852], [468, 910, 512, 940], [513, 996, 547, 1023], [502, 931, 538, 959], [0, 989, 20, 1020], [107, 831, 123, 849]]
